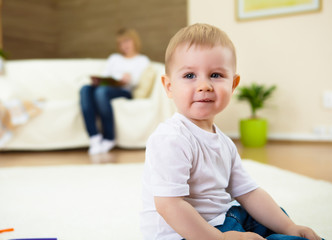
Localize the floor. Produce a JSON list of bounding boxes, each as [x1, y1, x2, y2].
[[1, 140, 332, 183], [236, 140, 332, 183]]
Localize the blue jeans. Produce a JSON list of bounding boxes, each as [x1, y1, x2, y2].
[[214, 206, 324, 240], [79, 85, 131, 140]]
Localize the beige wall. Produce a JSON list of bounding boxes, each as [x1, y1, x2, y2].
[[189, 0, 332, 140]]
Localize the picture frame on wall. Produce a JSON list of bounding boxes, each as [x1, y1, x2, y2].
[[236, 0, 322, 21]]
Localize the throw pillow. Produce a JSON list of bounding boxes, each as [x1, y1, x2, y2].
[[133, 65, 156, 99]]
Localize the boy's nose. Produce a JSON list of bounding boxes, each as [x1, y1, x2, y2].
[[197, 78, 213, 92]]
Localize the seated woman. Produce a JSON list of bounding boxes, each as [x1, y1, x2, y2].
[[80, 28, 150, 155]]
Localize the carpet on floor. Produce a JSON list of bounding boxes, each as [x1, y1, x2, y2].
[[0, 160, 331, 240]]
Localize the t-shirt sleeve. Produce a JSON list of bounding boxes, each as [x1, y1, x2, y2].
[[226, 139, 259, 198], [145, 132, 192, 197]]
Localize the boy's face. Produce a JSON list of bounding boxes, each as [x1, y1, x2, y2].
[[162, 44, 240, 131]]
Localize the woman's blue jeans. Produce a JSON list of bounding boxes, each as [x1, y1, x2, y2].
[[79, 85, 131, 140], [214, 206, 324, 240]]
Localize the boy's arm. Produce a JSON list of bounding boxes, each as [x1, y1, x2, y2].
[[235, 188, 321, 240], [154, 196, 265, 240]]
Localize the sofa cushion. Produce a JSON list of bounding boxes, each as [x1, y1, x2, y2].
[[133, 64, 157, 99]]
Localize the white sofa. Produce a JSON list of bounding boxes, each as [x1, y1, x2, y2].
[[0, 59, 176, 150]]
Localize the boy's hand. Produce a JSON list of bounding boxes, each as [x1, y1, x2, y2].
[[236, 188, 322, 240], [222, 231, 266, 240], [285, 225, 321, 240]]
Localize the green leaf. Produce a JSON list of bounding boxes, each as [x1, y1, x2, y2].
[[236, 83, 276, 118]]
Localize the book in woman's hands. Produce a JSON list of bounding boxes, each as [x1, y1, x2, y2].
[[90, 76, 123, 87]]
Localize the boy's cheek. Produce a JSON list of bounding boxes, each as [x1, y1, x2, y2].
[[165, 83, 173, 98]]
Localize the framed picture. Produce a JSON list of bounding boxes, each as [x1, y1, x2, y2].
[[236, 0, 322, 21]]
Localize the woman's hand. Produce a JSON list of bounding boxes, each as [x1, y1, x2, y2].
[[120, 73, 131, 85]]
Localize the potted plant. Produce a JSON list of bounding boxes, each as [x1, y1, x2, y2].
[[0, 49, 8, 58], [0, 49, 8, 74], [236, 83, 276, 147]]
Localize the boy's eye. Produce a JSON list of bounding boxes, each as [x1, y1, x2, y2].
[[184, 73, 196, 79], [211, 73, 222, 78]]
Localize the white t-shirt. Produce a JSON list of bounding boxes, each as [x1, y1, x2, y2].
[[102, 53, 150, 90], [140, 113, 258, 240]]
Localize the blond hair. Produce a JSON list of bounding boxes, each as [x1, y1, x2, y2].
[[116, 28, 142, 53], [165, 23, 237, 74]]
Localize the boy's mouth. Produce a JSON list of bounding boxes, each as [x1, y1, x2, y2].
[[195, 98, 214, 103]]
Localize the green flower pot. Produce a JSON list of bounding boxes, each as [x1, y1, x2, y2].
[[240, 118, 268, 147]]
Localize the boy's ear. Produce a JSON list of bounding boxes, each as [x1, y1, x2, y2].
[[232, 74, 240, 93], [161, 74, 173, 98]]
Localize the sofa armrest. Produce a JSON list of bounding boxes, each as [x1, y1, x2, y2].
[[111, 62, 176, 148]]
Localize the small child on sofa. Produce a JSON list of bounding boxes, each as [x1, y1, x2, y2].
[[140, 23, 323, 240]]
